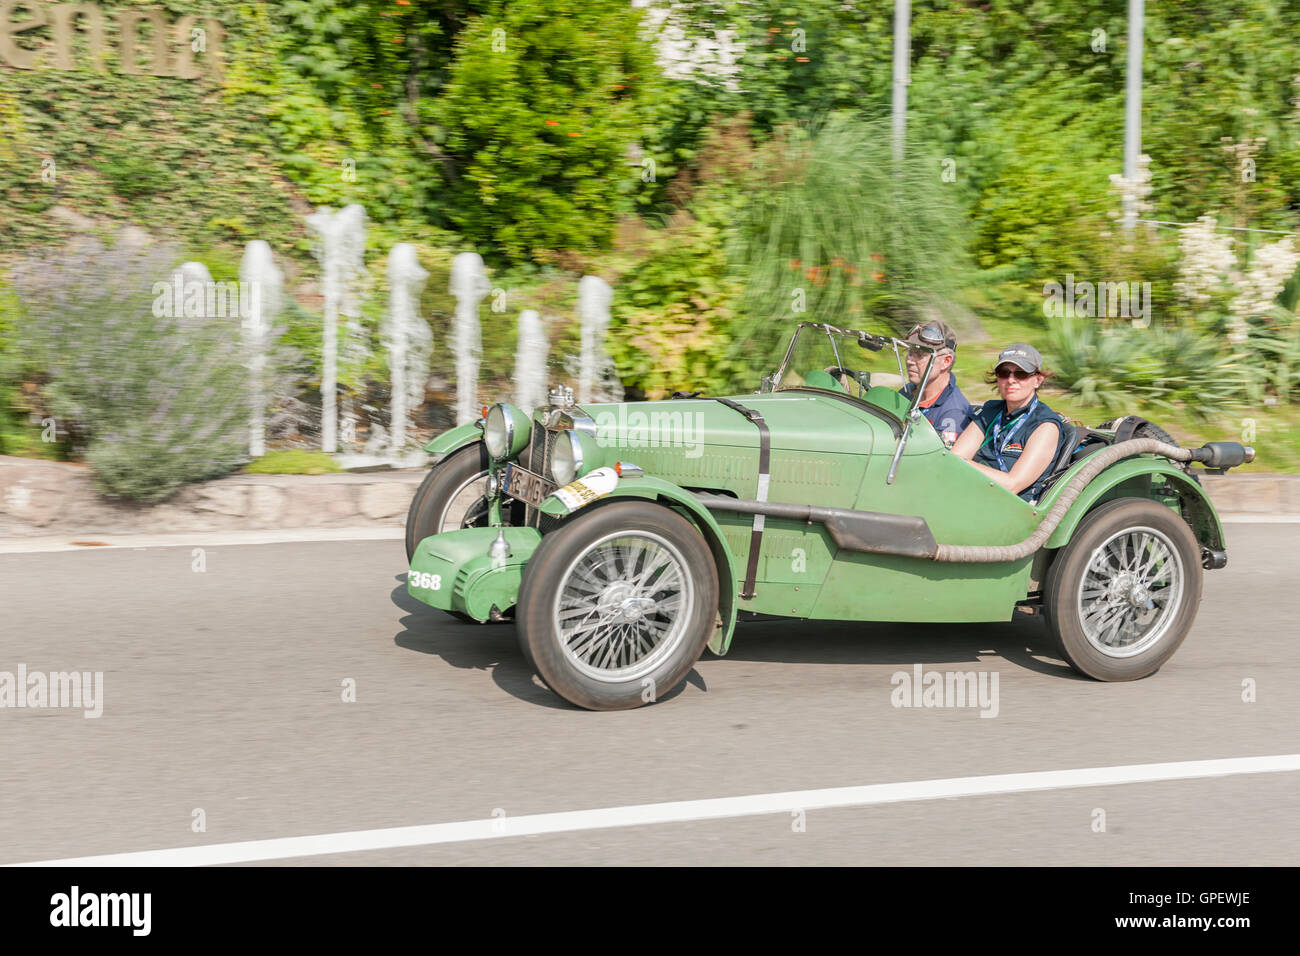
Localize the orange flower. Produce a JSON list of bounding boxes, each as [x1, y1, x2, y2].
[[790, 258, 801, 269], [796, 57, 810, 62], [873, 272, 885, 282], [545, 120, 559, 126], [567, 131, 580, 137]]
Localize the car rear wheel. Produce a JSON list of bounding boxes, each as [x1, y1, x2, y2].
[[516, 501, 719, 710], [1044, 497, 1203, 680]]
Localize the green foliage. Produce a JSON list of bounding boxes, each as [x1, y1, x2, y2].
[[608, 218, 744, 398], [432, 0, 661, 262], [243, 449, 340, 475], [1045, 315, 1241, 421], [9, 240, 250, 501], [727, 117, 972, 376], [0, 2, 302, 256], [1241, 307, 1300, 406]]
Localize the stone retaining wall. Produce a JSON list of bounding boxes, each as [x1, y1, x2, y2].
[[1, 455, 1296, 537], [0, 456, 424, 536]]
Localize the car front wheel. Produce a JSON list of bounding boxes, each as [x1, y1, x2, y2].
[[516, 501, 719, 710], [1044, 497, 1203, 681]]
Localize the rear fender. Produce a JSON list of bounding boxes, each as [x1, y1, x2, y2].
[[1043, 458, 1225, 551], [539, 475, 741, 655]]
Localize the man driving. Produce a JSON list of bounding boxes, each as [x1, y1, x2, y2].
[[898, 320, 973, 447]]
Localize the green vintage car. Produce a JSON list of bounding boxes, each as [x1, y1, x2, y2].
[[404, 321, 1253, 710]]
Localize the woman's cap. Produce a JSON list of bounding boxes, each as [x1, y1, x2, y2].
[[996, 344, 1042, 373]]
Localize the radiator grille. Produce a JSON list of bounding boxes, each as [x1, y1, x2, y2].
[[523, 427, 558, 528]]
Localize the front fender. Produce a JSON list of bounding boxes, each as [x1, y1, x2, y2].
[[540, 474, 741, 656], [1042, 457, 1225, 551], [423, 422, 484, 463]]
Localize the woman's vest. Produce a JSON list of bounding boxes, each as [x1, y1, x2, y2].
[[973, 397, 1070, 502]]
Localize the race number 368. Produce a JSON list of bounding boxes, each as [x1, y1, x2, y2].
[[410, 571, 441, 590]]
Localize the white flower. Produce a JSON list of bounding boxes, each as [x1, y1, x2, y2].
[[1174, 214, 1236, 306], [637, 0, 745, 91], [1229, 236, 1300, 340]]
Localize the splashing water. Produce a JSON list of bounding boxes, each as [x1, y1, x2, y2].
[[577, 275, 621, 404], [450, 252, 490, 425], [239, 241, 283, 458], [513, 309, 549, 413], [306, 204, 368, 453], [385, 243, 430, 460]]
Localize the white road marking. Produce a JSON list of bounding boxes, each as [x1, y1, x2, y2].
[[11, 753, 1300, 867], [0, 527, 405, 554]]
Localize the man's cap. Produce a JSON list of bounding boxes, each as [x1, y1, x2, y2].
[[903, 319, 957, 353], [996, 343, 1043, 373]]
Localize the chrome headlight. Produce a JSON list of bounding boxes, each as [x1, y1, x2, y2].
[[484, 405, 511, 459], [551, 430, 582, 485], [483, 403, 531, 461], [552, 429, 602, 485]]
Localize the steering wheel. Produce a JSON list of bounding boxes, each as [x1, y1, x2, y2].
[[824, 367, 871, 391]]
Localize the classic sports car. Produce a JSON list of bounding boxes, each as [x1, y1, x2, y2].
[[404, 321, 1253, 710]]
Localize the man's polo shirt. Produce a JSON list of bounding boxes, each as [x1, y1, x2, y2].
[[899, 374, 974, 446]]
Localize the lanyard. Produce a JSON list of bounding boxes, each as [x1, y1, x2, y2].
[[981, 397, 1038, 472]]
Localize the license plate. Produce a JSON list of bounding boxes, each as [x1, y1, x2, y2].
[[502, 463, 555, 507]]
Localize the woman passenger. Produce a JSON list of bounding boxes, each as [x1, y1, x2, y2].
[[950, 344, 1070, 502]]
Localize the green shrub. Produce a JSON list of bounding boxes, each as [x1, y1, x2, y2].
[[608, 218, 745, 398], [243, 449, 341, 475], [432, 0, 661, 262], [1045, 315, 1239, 421], [10, 240, 250, 501]]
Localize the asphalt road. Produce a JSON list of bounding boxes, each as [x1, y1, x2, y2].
[[1, 522, 1296, 865]]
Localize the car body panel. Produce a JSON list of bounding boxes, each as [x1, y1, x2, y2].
[[407, 525, 542, 622], [538, 474, 743, 655], [1040, 456, 1225, 551], [423, 422, 482, 459]]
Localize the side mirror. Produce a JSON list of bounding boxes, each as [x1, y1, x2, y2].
[[759, 374, 775, 393]]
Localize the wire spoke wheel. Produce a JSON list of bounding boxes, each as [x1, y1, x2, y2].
[[1077, 526, 1183, 658], [517, 500, 719, 710], [437, 472, 491, 532], [555, 531, 694, 683], [1046, 497, 1203, 681]]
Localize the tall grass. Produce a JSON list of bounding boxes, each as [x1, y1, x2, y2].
[[727, 116, 972, 375]]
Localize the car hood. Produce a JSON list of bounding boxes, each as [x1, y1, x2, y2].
[[576, 391, 896, 456]]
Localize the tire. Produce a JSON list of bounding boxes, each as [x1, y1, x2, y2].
[[1134, 421, 1178, 446], [516, 500, 719, 710], [1044, 497, 1203, 681], [405, 443, 488, 561]]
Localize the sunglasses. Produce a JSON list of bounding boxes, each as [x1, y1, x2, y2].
[[995, 365, 1036, 380]]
